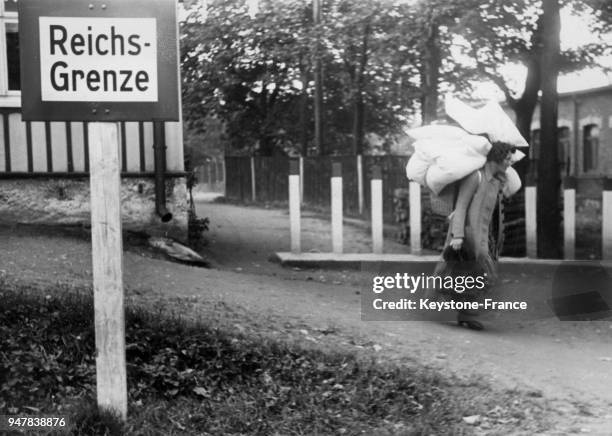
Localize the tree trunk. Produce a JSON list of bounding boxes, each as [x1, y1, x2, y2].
[[513, 90, 538, 180], [352, 21, 370, 155], [537, 0, 562, 258], [313, 0, 324, 155], [420, 23, 441, 125], [511, 14, 544, 181], [300, 66, 310, 156]]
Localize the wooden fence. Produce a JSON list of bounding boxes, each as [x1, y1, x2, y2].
[[225, 155, 411, 222], [0, 108, 184, 176], [223, 155, 612, 259], [194, 159, 225, 192], [224, 154, 531, 256]]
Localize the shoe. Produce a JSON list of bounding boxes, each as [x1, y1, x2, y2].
[[457, 312, 484, 331]]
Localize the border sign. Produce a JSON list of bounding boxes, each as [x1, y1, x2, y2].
[[19, 0, 179, 121], [18, 0, 182, 420]]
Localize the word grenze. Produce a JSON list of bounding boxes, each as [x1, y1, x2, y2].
[[49, 25, 149, 92]]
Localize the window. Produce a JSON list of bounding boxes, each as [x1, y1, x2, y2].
[[558, 127, 570, 176], [5, 21, 18, 90], [0, 0, 19, 102], [583, 124, 599, 173], [4, 0, 17, 13]]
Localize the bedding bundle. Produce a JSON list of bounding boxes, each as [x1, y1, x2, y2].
[[406, 96, 528, 198]]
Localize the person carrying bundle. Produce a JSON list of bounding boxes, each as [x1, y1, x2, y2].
[[406, 97, 528, 330]]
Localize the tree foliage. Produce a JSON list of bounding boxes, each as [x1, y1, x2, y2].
[[181, 0, 424, 158], [180, 0, 611, 162]]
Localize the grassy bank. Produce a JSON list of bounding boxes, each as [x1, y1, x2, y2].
[[1, 281, 550, 435]]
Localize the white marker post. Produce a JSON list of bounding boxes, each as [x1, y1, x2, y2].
[[525, 175, 537, 258], [409, 181, 421, 254], [371, 165, 383, 254], [331, 162, 343, 253], [563, 176, 576, 260], [289, 159, 301, 253], [89, 122, 127, 419], [603, 178, 612, 259]]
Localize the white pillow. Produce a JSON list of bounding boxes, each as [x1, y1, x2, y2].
[[445, 96, 529, 148], [407, 125, 468, 141], [425, 150, 486, 195], [405, 150, 431, 186], [408, 134, 490, 194], [412, 137, 465, 159]]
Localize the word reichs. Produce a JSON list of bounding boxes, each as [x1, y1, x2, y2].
[[39, 17, 158, 102], [50, 25, 146, 57]]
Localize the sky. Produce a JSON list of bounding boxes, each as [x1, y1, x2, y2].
[[474, 6, 612, 100]]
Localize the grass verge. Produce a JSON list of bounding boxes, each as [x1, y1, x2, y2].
[[1, 281, 552, 435]]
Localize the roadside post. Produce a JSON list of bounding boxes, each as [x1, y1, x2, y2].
[[408, 181, 421, 254], [371, 165, 383, 254], [563, 176, 576, 260], [603, 178, 612, 259], [331, 162, 343, 253], [289, 159, 301, 253], [525, 174, 537, 258], [19, 0, 180, 420]]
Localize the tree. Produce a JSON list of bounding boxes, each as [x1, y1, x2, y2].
[[407, 0, 484, 124], [538, 0, 562, 258], [181, 0, 422, 157], [455, 0, 610, 174], [181, 0, 313, 156], [320, 0, 422, 153]]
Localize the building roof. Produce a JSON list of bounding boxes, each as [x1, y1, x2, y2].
[[559, 84, 612, 99]]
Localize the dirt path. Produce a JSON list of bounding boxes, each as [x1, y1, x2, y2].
[[1, 199, 612, 434], [199, 200, 612, 434]]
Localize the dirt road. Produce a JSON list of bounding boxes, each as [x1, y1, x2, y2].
[[1, 198, 611, 434], [199, 200, 612, 434]]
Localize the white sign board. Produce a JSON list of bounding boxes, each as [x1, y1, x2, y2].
[[39, 17, 158, 102], [19, 0, 179, 121]]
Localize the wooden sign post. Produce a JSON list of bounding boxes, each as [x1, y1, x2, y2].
[[19, 0, 180, 420], [89, 122, 127, 419]]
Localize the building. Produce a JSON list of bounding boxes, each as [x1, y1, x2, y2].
[[526, 84, 612, 198], [0, 0, 188, 233]]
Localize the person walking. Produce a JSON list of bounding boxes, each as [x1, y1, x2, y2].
[[433, 141, 518, 330]]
